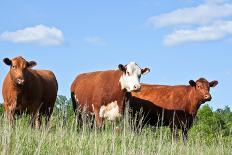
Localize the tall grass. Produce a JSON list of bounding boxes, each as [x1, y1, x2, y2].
[[0, 111, 231, 155]]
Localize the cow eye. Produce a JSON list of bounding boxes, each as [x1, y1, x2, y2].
[[197, 85, 201, 88], [126, 71, 130, 76], [12, 65, 16, 69]]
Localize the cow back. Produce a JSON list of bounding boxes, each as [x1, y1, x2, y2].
[[132, 84, 192, 111]]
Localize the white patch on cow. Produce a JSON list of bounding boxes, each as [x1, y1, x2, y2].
[[86, 104, 95, 115], [119, 62, 142, 92], [74, 95, 79, 102], [92, 104, 95, 111], [99, 101, 122, 121]]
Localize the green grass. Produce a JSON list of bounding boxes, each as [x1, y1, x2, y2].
[[0, 113, 231, 155]]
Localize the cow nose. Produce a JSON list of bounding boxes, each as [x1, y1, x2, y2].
[[17, 78, 24, 84], [204, 94, 211, 100], [134, 84, 141, 90]]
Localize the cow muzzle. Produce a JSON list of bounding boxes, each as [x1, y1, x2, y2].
[[130, 84, 141, 92], [17, 78, 25, 85], [204, 94, 212, 101], [134, 84, 141, 90]]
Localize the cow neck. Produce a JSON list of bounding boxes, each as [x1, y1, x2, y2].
[[8, 81, 24, 105], [12, 81, 25, 95], [118, 78, 127, 96], [119, 83, 130, 114], [118, 70, 125, 92], [188, 85, 201, 116], [117, 72, 128, 107]]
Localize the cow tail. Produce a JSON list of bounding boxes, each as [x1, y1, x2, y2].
[[71, 92, 77, 115]]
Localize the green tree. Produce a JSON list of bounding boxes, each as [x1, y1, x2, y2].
[[192, 104, 231, 139], [54, 95, 74, 123], [215, 106, 232, 135], [0, 103, 4, 114]]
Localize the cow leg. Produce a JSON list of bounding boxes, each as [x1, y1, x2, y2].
[[93, 107, 103, 128], [170, 126, 179, 142], [6, 110, 15, 125], [36, 113, 42, 129], [30, 114, 36, 128], [45, 111, 51, 127], [182, 128, 188, 145], [4, 102, 16, 125], [30, 112, 40, 128], [170, 110, 179, 142], [44, 106, 54, 127], [76, 109, 83, 128]]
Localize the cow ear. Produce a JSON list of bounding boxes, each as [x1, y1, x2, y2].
[[141, 68, 150, 75], [27, 61, 37, 68], [209, 80, 218, 87], [189, 80, 196, 86], [118, 64, 126, 72], [3, 58, 12, 66]]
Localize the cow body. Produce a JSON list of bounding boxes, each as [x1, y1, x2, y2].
[[129, 78, 218, 143], [2, 56, 58, 127], [71, 62, 150, 127], [71, 70, 126, 125]]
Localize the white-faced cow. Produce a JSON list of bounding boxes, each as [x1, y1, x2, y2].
[[2, 56, 58, 128], [70, 62, 150, 127]]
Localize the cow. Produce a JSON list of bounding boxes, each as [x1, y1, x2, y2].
[[2, 56, 58, 128], [70, 62, 150, 128], [129, 78, 218, 143]]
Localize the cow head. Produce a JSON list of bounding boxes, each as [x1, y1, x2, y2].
[[118, 62, 150, 92], [189, 78, 218, 103], [3, 56, 37, 86]]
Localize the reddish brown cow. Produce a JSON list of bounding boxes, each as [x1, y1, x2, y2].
[[70, 62, 150, 127], [2, 56, 58, 127], [129, 78, 218, 143]]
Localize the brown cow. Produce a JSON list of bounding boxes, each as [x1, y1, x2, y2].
[[2, 56, 58, 127], [70, 62, 150, 127], [129, 78, 218, 143]]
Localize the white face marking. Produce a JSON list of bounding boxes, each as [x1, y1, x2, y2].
[[99, 101, 122, 121], [119, 62, 142, 92]]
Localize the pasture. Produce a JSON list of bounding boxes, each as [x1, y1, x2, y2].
[[0, 1, 232, 155], [0, 96, 231, 155]]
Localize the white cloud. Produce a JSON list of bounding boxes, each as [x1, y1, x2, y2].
[[148, 3, 232, 27], [85, 36, 106, 46], [164, 21, 232, 46], [0, 25, 64, 46], [147, 0, 232, 46]]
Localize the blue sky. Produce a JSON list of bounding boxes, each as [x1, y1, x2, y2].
[[0, 0, 231, 109]]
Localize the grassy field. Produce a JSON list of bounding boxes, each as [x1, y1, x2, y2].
[[0, 110, 231, 155]]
